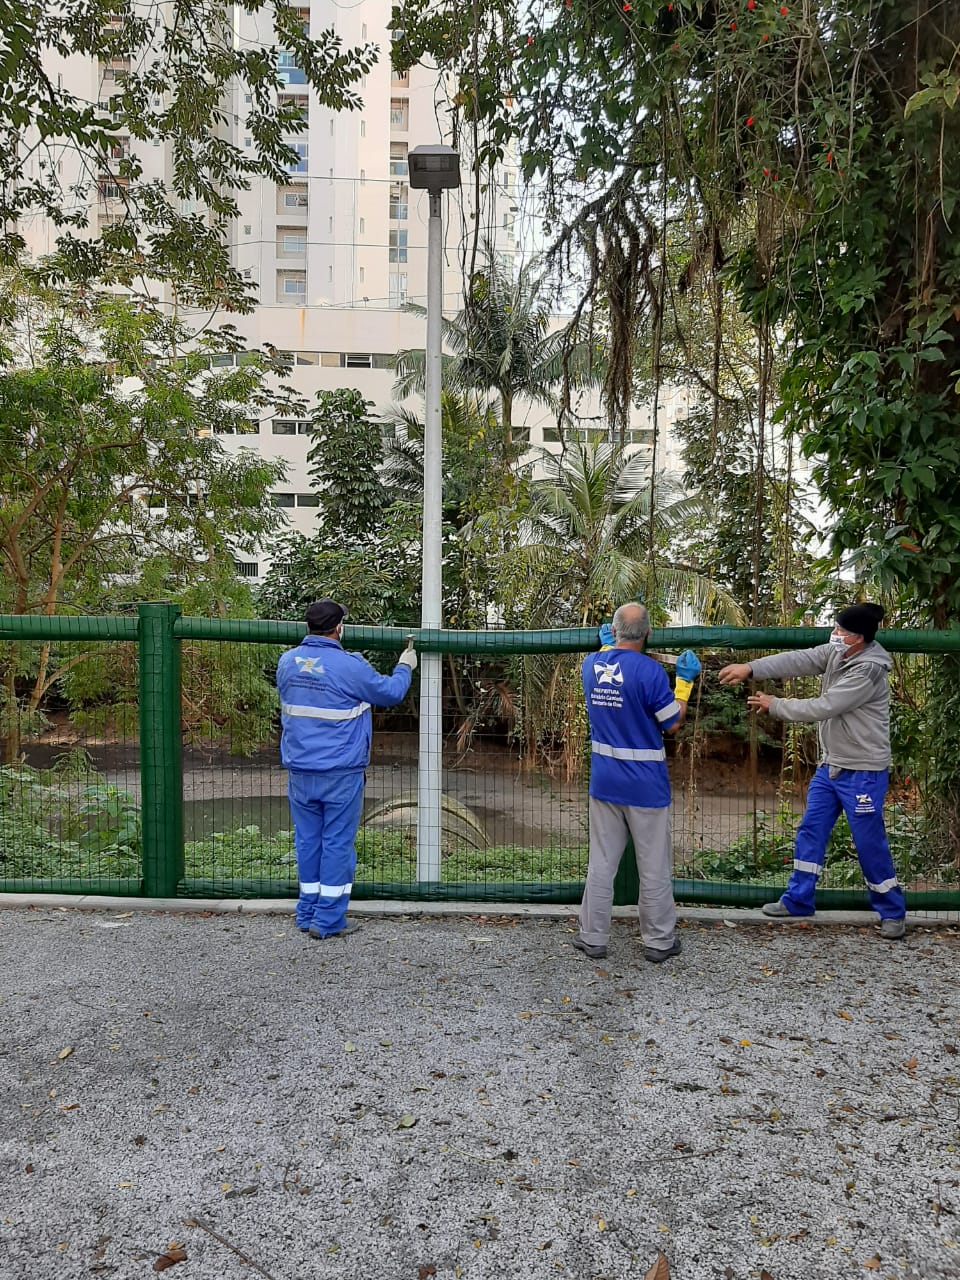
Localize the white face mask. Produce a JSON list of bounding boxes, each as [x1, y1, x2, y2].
[[829, 632, 855, 653]]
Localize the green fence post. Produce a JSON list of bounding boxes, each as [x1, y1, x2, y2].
[[138, 603, 184, 897], [612, 839, 640, 907]]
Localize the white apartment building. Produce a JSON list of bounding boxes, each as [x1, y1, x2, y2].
[[22, 0, 695, 582]]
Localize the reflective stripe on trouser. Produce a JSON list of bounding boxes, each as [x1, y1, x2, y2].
[[288, 769, 365, 935], [579, 798, 676, 949], [781, 766, 906, 920]]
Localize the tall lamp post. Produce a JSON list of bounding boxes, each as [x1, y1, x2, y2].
[[408, 144, 460, 882]]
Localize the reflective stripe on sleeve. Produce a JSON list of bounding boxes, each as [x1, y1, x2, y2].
[[282, 701, 371, 721], [319, 882, 353, 897], [655, 699, 682, 723], [591, 742, 667, 762], [867, 875, 899, 894], [793, 859, 823, 875]]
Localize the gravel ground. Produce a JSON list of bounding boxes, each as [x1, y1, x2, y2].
[[1, 906, 959, 1280]]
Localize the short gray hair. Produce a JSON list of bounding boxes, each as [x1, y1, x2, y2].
[[612, 603, 651, 642]]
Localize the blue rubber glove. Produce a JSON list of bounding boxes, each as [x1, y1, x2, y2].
[[598, 623, 615, 648], [676, 650, 701, 682]]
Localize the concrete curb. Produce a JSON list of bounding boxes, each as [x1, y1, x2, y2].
[[0, 891, 955, 931]]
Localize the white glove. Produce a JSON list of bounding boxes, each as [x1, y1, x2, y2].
[[397, 646, 417, 671]]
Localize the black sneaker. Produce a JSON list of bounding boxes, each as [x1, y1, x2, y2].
[[643, 937, 682, 964], [571, 936, 607, 960]]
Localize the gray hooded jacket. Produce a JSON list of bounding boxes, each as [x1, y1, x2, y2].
[[748, 641, 893, 770]]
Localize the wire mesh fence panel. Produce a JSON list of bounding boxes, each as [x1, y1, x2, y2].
[[358, 637, 590, 900], [0, 631, 140, 893], [178, 636, 292, 896], [1, 615, 956, 916], [671, 647, 958, 917]]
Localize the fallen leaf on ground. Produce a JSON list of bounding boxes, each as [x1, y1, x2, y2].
[[153, 1245, 187, 1271], [862, 1256, 882, 1270], [397, 1113, 417, 1129], [417, 1267, 437, 1280], [904, 1057, 918, 1070], [760, 1270, 775, 1279], [837, 1010, 853, 1021], [644, 1251, 670, 1280], [57, 1047, 73, 1061]]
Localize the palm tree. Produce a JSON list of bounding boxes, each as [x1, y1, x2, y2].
[[393, 246, 601, 455], [474, 439, 744, 777], [379, 392, 502, 530], [493, 439, 745, 629]]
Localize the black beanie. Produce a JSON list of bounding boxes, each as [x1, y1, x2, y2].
[[836, 602, 885, 643]]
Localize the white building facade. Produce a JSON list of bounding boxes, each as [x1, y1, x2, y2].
[[21, 0, 695, 582]]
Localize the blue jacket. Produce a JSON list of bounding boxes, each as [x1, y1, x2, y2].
[[277, 635, 412, 773], [581, 648, 681, 808]]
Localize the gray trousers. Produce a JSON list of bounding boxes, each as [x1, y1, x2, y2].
[[579, 798, 677, 949]]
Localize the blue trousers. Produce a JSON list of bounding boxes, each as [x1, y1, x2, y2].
[[287, 769, 365, 936], [781, 765, 906, 919]]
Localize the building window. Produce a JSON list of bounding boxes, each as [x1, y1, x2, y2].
[[389, 183, 408, 221], [390, 98, 409, 130], [280, 93, 309, 121], [286, 142, 308, 173], [277, 270, 306, 299], [360, 120, 366, 137], [328, 265, 333, 281], [344, 353, 373, 368], [273, 419, 312, 434], [278, 228, 306, 254], [359, 266, 365, 283], [234, 561, 260, 578], [389, 273, 408, 307], [389, 229, 407, 263], [279, 184, 308, 210], [359, 168, 366, 185], [271, 493, 296, 508], [391, 70, 410, 88], [359, 217, 365, 234], [389, 142, 408, 178], [295, 352, 319, 365], [297, 493, 320, 507], [277, 52, 306, 85]]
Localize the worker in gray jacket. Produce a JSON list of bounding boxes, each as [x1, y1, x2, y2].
[[718, 603, 907, 939]]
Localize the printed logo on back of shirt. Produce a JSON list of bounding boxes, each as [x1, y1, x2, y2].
[[593, 659, 623, 686], [294, 656, 325, 675]]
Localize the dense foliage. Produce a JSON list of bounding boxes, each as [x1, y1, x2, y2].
[[391, 0, 960, 625]]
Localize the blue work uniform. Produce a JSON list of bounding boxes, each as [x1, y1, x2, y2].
[[276, 635, 411, 935], [749, 641, 906, 920], [582, 648, 681, 808], [577, 648, 682, 949]]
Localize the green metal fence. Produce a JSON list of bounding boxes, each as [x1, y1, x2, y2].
[[1, 606, 957, 915]]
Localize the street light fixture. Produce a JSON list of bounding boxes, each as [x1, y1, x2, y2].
[[409, 144, 460, 883]]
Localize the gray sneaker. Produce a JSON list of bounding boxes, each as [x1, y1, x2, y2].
[[309, 920, 362, 940], [571, 936, 607, 960], [643, 937, 682, 964], [762, 900, 794, 917], [880, 917, 906, 940]]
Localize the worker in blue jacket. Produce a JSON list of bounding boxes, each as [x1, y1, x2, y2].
[[575, 603, 701, 963], [277, 598, 417, 939]]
